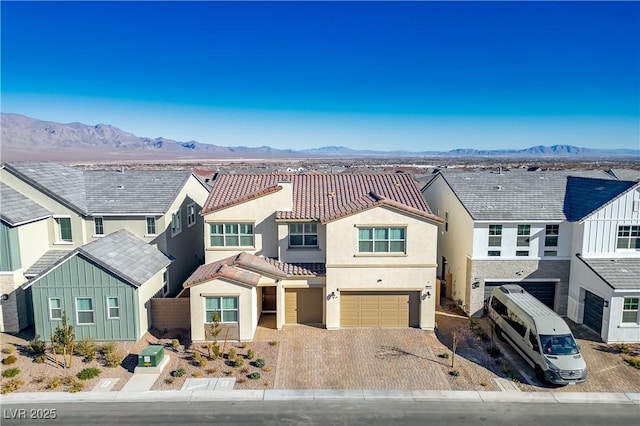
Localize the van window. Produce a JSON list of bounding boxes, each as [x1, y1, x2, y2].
[[491, 297, 508, 317], [506, 311, 527, 337], [540, 334, 579, 355], [528, 330, 540, 351]]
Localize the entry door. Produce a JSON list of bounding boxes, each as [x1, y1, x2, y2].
[[262, 287, 276, 312], [583, 290, 604, 334], [285, 288, 323, 324]]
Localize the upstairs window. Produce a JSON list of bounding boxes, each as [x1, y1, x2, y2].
[[358, 227, 406, 253], [94, 217, 104, 236], [146, 217, 157, 236], [289, 223, 318, 247], [488, 225, 502, 247], [171, 210, 182, 237], [187, 203, 196, 228], [516, 224, 530, 256], [617, 225, 640, 250], [545, 225, 559, 247], [209, 223, 254, 247], [55, 217, 72, 243]]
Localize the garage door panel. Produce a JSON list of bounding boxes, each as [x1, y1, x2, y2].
[[340, 292, 414, 328], [484, 282, 556, 310]]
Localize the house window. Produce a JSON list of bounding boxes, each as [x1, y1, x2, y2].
[[55, 217, 72, 242], [289, 223, 318, 247], [94, 217, 104, 236], [358, 227, 406, 253], [146, 217, 157, 236], [517, 225, 530, 247], [171, 210, 182, 237], [49, 298, 62, 320], [488, 250, 501, 257], [444, 211, 449, 232], [106, 297, 120, 319], [545, 225, 559, 247], [622, 297, 639, 323], [209, 223, 254, 247], [544, 250, 558, 257], [75, 297, 94, 325], [187, 203, 196, 228], [488, 225, 502, 247], [516, 251, 529, 257], [162, 270, 169, 296], [205, 296, 238, 323], [617, 225, 640, 250]]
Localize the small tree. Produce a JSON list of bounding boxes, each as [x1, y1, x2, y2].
[[208, 313, 223, 345], [451, 327, 459, 369], [50, 312, 75, 370]]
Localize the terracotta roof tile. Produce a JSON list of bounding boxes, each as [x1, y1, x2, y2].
[[203, 173, 441, 223]]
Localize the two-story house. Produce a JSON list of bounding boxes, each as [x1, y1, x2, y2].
[[0, 162, 209, 333], [421, 169, 640, 343], [184, 173, 443, 341]]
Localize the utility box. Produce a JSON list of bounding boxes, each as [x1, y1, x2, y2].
[[138, 345, 164, 367]]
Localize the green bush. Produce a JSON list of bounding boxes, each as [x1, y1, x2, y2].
[[614, 343, 631, 354], [234, 357, 245, 368], [623, 356, 640, 369], [67, 378, 84, 393], [246, 349, 255, 360], [172, 368, 186, 378], [228, 348, 237, 360], [75, 337, 97, 362], [2, 368, 20, 378], [253, 358, 265, 369], [1, 378, 23, 394], [45, 376, 62, 390], [269, 340, 279, 347], [101, 342, 118, 356], [248, 372, 261, 380], [171, 339, 180, 350], [212, 344, 220, 360], [35, 354, 47, 364], [77, 367, 101, 380], [449, 370, 460, 377], [101, 343, 122, 368], [438, 353, 449, 359], [27, 336, 47, 357], [2, 355, 17, 365]]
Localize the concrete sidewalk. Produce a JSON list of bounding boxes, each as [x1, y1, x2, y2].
[[3, 390, 639, 404]]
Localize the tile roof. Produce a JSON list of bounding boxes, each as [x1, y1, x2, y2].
[[4, 162, 199, 215], [564, 177, 638, 222], [183, 252, 326, 287], [577, 256, 640, 290], [433, 170, 622, 221], [24, 250, 71, 277], [605, 169, 640, 182], [0, 183, 52, 226], [203, 173, 442, 224]]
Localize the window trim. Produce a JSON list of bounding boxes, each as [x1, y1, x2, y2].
[[145, 216, 157, 236], [75, 297, 95, 325], [517, 224, 530, 247], [288, 223, 319, 248], [170, 210, 182, 237], [187, 203, 196, 228], [488, 250, 501, 257], [204, 296, 239, 324], [93, 217, 104, 237], [209, 223, 255, 248], [622, 297, 639, 324], [54, 216, 73, 243], [106, 296, 120, 320], [545, 224, 559, 248], [488, 224, 502, 248], [162, 270, 169, 296], [444, 211, 449, 232], [357, 226, 406, 254], [49, 297, 62, 321]]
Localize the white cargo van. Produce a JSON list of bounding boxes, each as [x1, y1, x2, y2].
[[488, 284, 587, 385]]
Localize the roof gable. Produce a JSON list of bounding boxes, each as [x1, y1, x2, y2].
[[564, 177, 638, 222]]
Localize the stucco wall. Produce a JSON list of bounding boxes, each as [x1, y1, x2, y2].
[[136, 268, 167, 339], [278, 222, 327, 263], [17, 219, 51, 272]]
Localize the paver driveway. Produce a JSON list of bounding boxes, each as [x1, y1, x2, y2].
[[270, 325, 452, 390]]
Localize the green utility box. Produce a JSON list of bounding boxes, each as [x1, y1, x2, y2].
[[138, 345, 164, 367]]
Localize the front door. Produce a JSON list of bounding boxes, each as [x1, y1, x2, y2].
[[262, 286, 277, 312]]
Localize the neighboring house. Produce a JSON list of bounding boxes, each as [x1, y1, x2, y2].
[[421, 170, 640, 343], [185, 173, 443, 341], [1, 162, 210, 299], [23, 229, 171, 341], [0, 183, 52, 332]]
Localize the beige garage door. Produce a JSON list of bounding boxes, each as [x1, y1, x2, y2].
[[285, 288, 324, 324], [340, 291, 418, 327]]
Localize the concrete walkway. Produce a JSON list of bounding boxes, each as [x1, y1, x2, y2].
[[119, 374, 160, 392]]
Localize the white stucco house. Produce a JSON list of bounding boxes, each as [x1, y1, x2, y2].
[[184, 173, 443, 341]]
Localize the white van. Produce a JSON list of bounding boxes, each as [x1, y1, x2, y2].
[[488, 284, 587, 385]]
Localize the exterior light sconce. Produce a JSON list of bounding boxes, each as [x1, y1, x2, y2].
[[422, 291, 431, 301], [377, 279, 382, 283], [327, 291, 338, 301], [472, 280, 480, 289], [604, 301, 609, 308], [1, 294, 8, 301]]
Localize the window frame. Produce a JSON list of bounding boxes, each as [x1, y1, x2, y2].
[[204, 296, 239, 324], [517, 224, 530, 247], [488, 225, 502, 247], [170, 210, 182, 237], [617, 225, 640, 250], [622, 297, 639, 324], [162, 270, 169, 296], [49, 297, 62, 321], [75, 297, 95, 325], [54, 216, 73, 243], [545, 224, 559, 248], [444, 211, 449, 232], [106, 297, 120, 320], [357, 226, 406, 254], [146, 216, 157, 236], [93, 217, 104, 236], [187, 203, 196, 228], [288, 223, 318, 248], [488, 250, 501, 257], [209, 223, 255, 248]]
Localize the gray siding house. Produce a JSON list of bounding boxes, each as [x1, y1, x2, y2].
[[24, 230, 171, 341]]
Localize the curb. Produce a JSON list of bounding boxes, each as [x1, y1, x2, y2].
[[2, 390, 639, 404]]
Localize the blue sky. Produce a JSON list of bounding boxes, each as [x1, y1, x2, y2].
[[2, 1, 639, 151]]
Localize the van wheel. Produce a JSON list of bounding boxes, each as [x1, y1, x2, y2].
[[495, 325, 505, 341], [535, 365, 545, 382]]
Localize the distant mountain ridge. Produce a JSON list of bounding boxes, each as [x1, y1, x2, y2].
[[1, 113, 638, 161]]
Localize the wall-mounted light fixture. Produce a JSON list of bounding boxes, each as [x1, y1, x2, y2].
[[327, 291, 338, 301], [421, 291, 432, 301], [604, 301, 609, 308], [377, 279, 382, 283], [1, 294, 8, 301], [472, 280, 480, 289]]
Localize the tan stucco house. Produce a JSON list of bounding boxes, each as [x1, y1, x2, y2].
[[185, 173, 443, 342]]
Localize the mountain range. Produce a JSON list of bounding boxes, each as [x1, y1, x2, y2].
[[1, 113, 638, 162]]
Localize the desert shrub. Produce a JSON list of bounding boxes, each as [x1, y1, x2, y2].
[[35, 354, 47, 364], [248, 372, 261, 380], [45, 376, 62, 390], [2, 368, 20, 378], [253, 358, 265, 369], [239, 367, 249, 374], [236, 377, 246, 384], [101, 342, 118, 356], [449, 370, 460, 377], [234, 357, 245, 368], [75, 337, 97, 362], [172, 368, 186, 378], [2, 345, 15, 354], [246, 349, 255, 360], [269, 340, 279, 347], [171, 339, 180, 351], [1, 378, 23, 394], [223, 370, 233, 377], [211, 344, 220, 360], [614, 343, 631, 354], [101, 343, 123, 368], [262, 381, 269, 388], [228, 348, 237, 360], [623, 356, 640, 369], [438, 353, 449, 359], [27, 336, 47, 357], [77, 367, 101, 380], [165, 377, 175, 384], [480, 381, 488, 387], [192, 371, 203, 378], [2, 355, 17, 365], [67, 379, 84, 393], [32, 374, 46, 384], [263, 366, 272, 373], [205, 368, 218, 375], [192, 352, 207, 368], [240, 342, 247, 349]]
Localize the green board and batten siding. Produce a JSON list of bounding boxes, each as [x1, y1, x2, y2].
[[31, 254, 139, 341], [0, 221, 21, 271]]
